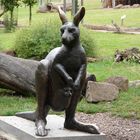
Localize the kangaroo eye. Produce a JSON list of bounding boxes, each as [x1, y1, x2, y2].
[[68, 28, 75, 33]]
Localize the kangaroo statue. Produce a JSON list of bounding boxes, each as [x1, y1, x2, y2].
[[16, 7, 100, 136]]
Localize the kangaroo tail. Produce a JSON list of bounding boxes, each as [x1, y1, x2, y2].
[[15, 111, 36, 121]]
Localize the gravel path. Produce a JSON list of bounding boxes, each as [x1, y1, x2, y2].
[[76, 112, 140, 140]]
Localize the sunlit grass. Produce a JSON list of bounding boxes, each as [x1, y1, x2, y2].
[[84, 8, 140, 28], [88, 60, 140, 81], [83, 30, 140, 58], [0, 96, 36, 116]]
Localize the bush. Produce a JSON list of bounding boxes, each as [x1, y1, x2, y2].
[[14, 20, 96, 59], [80, 26, 96, 57]]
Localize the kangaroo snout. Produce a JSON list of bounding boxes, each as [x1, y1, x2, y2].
[[61, 29, 75, 45], [62, 34, 74, 45], [64, 87, 72, 97]]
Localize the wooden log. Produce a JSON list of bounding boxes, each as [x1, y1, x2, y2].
[[83, 24, 140, 34], [0, 53, 95, 96], [0, 53, 40, 95]]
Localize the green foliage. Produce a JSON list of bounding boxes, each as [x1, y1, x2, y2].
[[14, 20, 96, 59], [0, 0, 19, 12], [80, 26, 96, 57], [0, 0, 20, 30], [3, 12, 16, 32], [22, 0, 37, 24], [22, 0, 37, 6], [14, 20, 61, 59]]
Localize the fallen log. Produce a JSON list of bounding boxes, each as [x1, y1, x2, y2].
[[0, 53, 95, 96], [83, 24, 140, 33], [0, 53, 40, 95], [37, 3, 72, 13]]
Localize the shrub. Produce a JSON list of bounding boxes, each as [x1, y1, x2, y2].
[[14, 20, 96, 59], [80, 26, 96, 57]]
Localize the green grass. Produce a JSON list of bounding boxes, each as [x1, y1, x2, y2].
[[17, 6, 59, 26], [84, 5, 140, 28], [88, 60, 140, 81], [0, 95, 36, 116], [84, 0, 102, 10], [87, 31, 140, 58], [78, 87, 140, 119], [0, 29, 16, 51]]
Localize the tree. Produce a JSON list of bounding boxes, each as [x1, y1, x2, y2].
[[0, 0, 19, 17], [0, 0, 20, 30], [72, 0, 78, 16], [22, 0, 37, 25]]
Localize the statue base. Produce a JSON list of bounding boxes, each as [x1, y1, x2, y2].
[[0, 115, 111, 140]]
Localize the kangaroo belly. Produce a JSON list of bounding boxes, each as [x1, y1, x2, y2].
[[50, 87, 72, 111], [48, 70, 72, 111]]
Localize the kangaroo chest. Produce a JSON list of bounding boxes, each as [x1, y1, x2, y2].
[[54, 49, 82, 78]]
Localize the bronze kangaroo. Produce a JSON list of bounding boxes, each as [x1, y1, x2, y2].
[[16, 7, 100, 136]]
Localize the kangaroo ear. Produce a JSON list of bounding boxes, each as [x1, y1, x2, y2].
[[73, 7, 85, 26], [58, 6, 68, 24]]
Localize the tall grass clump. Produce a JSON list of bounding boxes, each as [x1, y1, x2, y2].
[[14, 19, 96, 59]]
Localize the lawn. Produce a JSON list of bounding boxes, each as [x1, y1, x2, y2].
[[88, 60, 140, 81], [87, 31, 140, 58], [0, 95, 36, 116], [0, 29, 16, 51], [84, 8, 140, 28], [0, 1, 140, 119]]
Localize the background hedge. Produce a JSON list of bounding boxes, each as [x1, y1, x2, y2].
[[14, 20, 96, 59]]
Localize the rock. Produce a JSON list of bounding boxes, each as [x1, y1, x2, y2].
[[105, 76, 128, 91], [87, 57, 97, 63], [122, 5, 131, 8], [136, 83, 140, 88], [37, 5, 48, 13], [129, 80, 140, 88], [86, 81, 119, 103], [115, 4, 123, 9], [132, 4, 140, 8]]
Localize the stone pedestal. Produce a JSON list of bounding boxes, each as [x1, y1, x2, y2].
[[0, 115, 110, 140]]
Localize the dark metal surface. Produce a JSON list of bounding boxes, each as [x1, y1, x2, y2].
[[18, 7, 100, 136]]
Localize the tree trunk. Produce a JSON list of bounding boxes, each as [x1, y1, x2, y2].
[[29, 5, 32, 25], [0, 9, 7, 17], [10, 9, 14, 28], [63, 0, 66, 13], [0, 53, 40, 95]]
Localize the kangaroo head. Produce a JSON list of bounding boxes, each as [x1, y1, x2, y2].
[[58, 7, 85, 46]]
